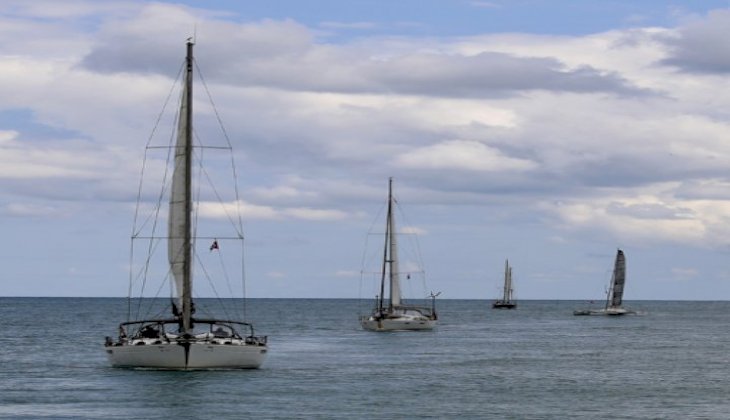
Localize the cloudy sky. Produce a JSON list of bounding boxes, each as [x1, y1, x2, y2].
[[2, 0, 730, 300]]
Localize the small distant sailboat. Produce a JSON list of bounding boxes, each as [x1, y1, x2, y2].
[[360, 178, 438, 331], [492, 259, 516, 309], [104, 40, 267, 369], [574, 249, 634, 316]]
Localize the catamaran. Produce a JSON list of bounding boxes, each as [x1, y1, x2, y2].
[[104, 40, 267, 369], [360, 178, 438, 331], [574, 249, 634, 316], [492, 259, 516, 309]]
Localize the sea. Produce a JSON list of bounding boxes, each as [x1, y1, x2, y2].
[[0, 298, 728, 419]]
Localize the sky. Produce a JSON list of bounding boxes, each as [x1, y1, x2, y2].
[[2, 0, 730, 300]]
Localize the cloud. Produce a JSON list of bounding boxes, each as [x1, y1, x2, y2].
[[400, 226, 428, 235], [1, 202, 60, 217], [394, 139, 536, 172], [670, 267, 698, 281], [2, 0, 730, 255], [660, 10, 730, 73], [541, 183, 730, 247], [197, 200, 350, 221], [319, 21, 377, 30], [74, 3, 647, 99]]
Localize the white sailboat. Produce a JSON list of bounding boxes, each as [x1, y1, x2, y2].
[[104, 40, 267, 369], [574, 249, 634, 316], [360, 178, 438, 331], [492, 259, 516, 309]]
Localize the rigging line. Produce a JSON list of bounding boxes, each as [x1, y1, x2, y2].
[[193, 60, 246, 239], [132, 85, 179, 319], [194, 251, 233, 321], [191, 129, 244, 238], [240, 237, 247, 321], [360, 200, 387, 277], [195, 59, 249, 320], [127, 65, 184, 320], [393, 199, 427, 274], [130, 62, 183, 229], [138, 271, 174, 323], [131, 63, 184, 237], [207, 238, 238, 308], [195, 58, 249, 321], [127, 60, 184, 319], [134, 97, 179, 320], [133, 239, 168, 322], [391, 192, 431, 301], [194, 60, 235, 150]]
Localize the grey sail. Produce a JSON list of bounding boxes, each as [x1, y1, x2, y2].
[[608, 249, 626, 309]]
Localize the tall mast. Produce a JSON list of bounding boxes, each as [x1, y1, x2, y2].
[[181, 40, 194, 331], [378, 178, 392, 313]]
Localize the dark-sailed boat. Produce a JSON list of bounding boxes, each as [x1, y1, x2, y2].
[[104, 40, 267, 369], [574, 249, 634, 316], [492, 259, 516, 309]]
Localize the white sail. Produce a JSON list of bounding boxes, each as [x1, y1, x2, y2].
[[388, 182, 401, 307], [168, 77, 189, 311], [168, 42, 194, 332]]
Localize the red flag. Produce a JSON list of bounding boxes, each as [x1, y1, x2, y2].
[[209, 239, 219, 251]]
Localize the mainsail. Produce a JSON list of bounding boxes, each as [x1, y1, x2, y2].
[[387, 178, 402, 308], [608, 249, 626, 308], [168, 41, 194, 332], [502, 259, 513, 302]]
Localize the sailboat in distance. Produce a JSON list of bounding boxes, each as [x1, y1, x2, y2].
[[360, 178, 438, 331], [574, 249, 634, 316], [104, 40, 267, 369], [492, 259, 516, 309]]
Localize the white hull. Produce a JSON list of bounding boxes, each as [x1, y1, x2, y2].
[[360, 316, 436, 331], [106, 340, 267, 369], [574, 307, 634, 316]]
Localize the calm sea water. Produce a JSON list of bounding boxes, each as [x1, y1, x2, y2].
[[1, 298, 729, 419]]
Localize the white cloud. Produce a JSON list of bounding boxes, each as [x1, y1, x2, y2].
[[395, 139, 536, 172], [197, 200, 350, 221], [400, 226, 428, 235], [540, 183, 730, 247]]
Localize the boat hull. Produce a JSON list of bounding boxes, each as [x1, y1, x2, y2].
[[360, 316, 436, 331], [573, 307, 633, 316], [492, 301, 516, 309], [105, 341, 267, 369]]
